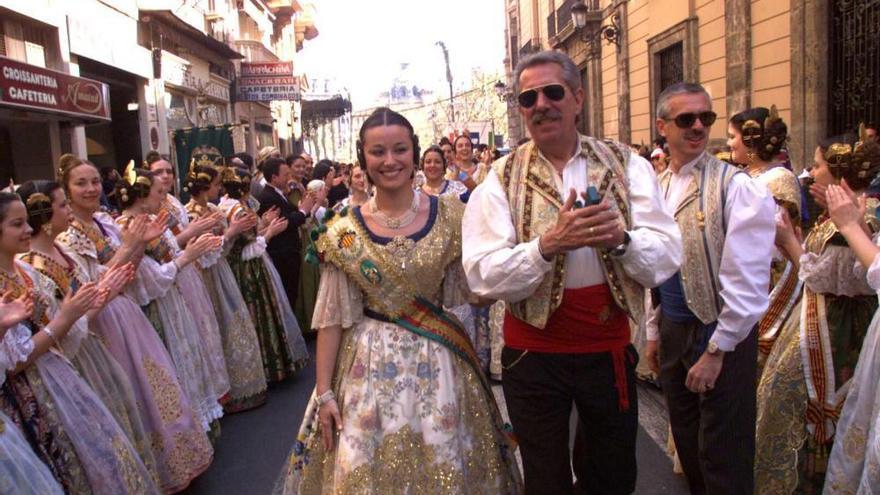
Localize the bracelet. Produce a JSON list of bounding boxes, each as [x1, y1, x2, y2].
[[42, 326, 59, 346], [537, 237, 552, 262], [316, 390, 336, 406]]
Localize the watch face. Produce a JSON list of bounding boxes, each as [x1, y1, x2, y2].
[[708, 342, 719, 354]]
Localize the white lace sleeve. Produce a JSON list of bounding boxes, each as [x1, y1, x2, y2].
[[799, 245, 874, 296], [125, 256, 179, 305], [312, 265, 363, 329], [0, 323, 34, 382], [197, 243, 223, 269], [241, 236, 268, 261]]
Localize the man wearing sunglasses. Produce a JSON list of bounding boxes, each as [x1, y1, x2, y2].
[[643, 82, 775, 495], [461, 50, 682, 495]]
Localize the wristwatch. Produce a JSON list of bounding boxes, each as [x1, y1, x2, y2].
[[610, 231, 631, 256], [706, 341, 724, 356]]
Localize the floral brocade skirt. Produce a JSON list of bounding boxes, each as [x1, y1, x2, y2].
[[274, 317, 522, 494]]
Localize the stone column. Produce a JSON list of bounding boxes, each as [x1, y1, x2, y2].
[[725, 0, 751, 118], [614, 2, 630, 143], [789, 0, 829, 173]]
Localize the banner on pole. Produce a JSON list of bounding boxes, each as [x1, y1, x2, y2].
[[172, 124, 235, 201]]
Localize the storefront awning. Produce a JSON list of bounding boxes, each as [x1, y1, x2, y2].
[[0, 56, 111, 122], [301, 95, 351, 122], [139, 10, 245, 61]]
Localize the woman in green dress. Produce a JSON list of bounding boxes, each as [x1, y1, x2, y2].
[[220, 168, 309, 382], [755, 132, 880, 493]]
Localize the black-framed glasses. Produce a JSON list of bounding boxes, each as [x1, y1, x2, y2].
[[666, 111, 717, 129], [517, 84, 566, 108]]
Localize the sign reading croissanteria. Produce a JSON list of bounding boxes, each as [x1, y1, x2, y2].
[[0, 56, 110, 121]]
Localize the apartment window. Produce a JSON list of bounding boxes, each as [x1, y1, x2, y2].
[[647, 18, 698, 136], [657, 43, 684, 93]]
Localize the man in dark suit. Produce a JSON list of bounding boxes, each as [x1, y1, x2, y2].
[[256, 157, 314, 306]]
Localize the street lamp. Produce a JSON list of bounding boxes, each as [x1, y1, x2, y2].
[[570, 0, 621, 49], [494, 80, 507, 102]]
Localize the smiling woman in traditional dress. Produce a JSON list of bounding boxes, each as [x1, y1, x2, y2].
[[273, 107, 521, 494], [0, 192, 160, 494], [55, 156, 214, 492]]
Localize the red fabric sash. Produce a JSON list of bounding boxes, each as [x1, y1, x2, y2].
[[504, 283, 632, 410]]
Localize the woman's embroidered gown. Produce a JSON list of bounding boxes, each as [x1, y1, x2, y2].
[[57, 213, 212, 492], [186, 200, 268, 412], [824, 232, 880, 493], [0, 261, 160, 494], [219, 196, 309, 382], [274, 195, 521, 494], [0, 321, 64, 495], [755, 207, 879, 494]]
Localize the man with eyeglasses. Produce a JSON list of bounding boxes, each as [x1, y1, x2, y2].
[[643, 82, 775, 495], [462, 50, 682, 494]]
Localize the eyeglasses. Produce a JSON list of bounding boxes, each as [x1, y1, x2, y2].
[[666, 111, 717, 128], [517, 84, 566, 108]]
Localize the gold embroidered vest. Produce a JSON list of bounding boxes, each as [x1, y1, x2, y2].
[[657, 153, 740, 324], [493, 135, 644, 330]]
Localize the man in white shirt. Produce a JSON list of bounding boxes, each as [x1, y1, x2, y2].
[[643, 83, 775, 495], [462, 50, 682, 495]]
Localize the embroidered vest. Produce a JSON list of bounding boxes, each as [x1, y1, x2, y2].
[[657, 153, 740, 324], [493, 135, 644, 330]]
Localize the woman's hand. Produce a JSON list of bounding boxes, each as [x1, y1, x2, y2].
[[262, 206, 280, 223], [59, 282, 103, 323], [181, 233, 222, 265], [318, 398, 342, 450], [0, 291, 33, 329], [142, 211, 170, 244], [810, 181, 828, 210], [227, 212, 257, 238], [827, 182, 866, 233], [264, 217, 289, 241], [97, 262, 135, 301], [121, 215, 147, 248]]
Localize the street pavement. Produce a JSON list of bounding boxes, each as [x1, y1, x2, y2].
[[184, 340, 689, 494]]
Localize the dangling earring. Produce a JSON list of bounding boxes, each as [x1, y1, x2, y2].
[[42, 223, 53, 237], [746, 150, 756, 165]]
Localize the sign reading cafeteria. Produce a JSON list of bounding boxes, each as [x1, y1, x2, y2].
[[0, 56, 111, 121], [237, 61, 300, 102]]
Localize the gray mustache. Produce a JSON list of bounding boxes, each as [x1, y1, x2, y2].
[[531, 109, 563, 123]]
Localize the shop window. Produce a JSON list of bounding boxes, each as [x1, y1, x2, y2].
[[166, 91, 196, 130]]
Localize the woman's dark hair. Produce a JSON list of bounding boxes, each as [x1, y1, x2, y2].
[[421, 145, 447, 171], [312, 160, 334, 181], [438, 136, 452, 147], [115, 169, 154, 210], [729, 107, 788, 162], [183, 165, 219, 197], [356, 107, 420, 170], [144, 150, 163, 167], [222, 167, 251, 200], [17, 180, 62, 232], [0, 191, 23, 230]]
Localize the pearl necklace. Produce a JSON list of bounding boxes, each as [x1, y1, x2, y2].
[[368, 191, 421, 230]]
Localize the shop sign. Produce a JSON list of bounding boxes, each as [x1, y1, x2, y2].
[[237, 62, 299, 102], [0, 56, 110, 121]]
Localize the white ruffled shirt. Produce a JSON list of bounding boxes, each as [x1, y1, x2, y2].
[[462, 140, 683, 303]]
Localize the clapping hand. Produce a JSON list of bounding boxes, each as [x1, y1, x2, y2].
[[827, 180, 867, 232], [143, 211, 170, 244], [0, 291, 33, 330], [97, 263, 135, 301], [262, 206, 281, 223], [228, 212, 257, 238]]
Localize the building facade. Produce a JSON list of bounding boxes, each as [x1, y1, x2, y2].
[[503, 0, 880, 171], [0, 0, 317, 183]]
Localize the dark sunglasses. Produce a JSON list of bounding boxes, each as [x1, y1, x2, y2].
[[666, 111, 717, 128], [517, 84, 566, 108]]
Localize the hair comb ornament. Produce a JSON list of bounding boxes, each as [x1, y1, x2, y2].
[[220, 167, 242, 185], [825, 123, 880, 179], [25, 192, 53, 219]]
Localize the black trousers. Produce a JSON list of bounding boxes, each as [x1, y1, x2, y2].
[[268, 249, 300, 306], [501, 345, 638, 495], [658, 315, 757, 495]]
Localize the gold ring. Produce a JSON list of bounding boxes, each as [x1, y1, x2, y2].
[[588, 226, 595, 235]]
